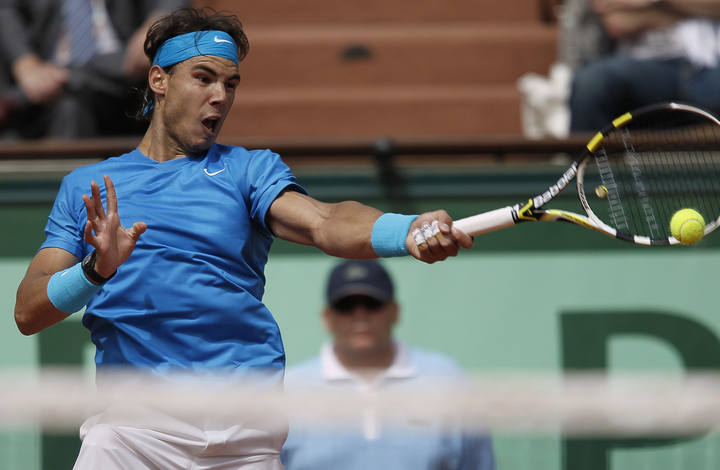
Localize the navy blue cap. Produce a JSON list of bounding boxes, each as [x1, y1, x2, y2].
[[326, 260, 394, 304]]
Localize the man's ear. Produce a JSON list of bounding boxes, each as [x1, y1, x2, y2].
[[148, 64, 168, 97]]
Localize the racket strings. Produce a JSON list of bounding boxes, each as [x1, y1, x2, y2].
[[598, 128, 663, 238], [654, 125, 696, 231], [662, 122, 713, 223], [587, 107, 720, 241], [591, 151, 629, 231], [622, 131, 660, 238]]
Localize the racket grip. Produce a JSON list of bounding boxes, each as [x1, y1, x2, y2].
[[453, 207, 516, 236]]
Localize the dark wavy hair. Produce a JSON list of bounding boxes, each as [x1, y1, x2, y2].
[[134, 7, 249, 121]]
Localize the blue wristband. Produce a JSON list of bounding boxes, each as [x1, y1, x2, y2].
[[371, 213, 418, 257], [47, 263, 101, 315]]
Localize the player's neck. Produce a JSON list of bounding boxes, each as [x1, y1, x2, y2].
[[138, 122, 190, 162]]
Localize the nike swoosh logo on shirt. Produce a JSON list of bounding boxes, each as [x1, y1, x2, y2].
[[204, 168, 226, 176], [214, 36, 233, 44]]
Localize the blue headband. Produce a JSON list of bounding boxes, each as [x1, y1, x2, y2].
[[152, 30, 239, 68]]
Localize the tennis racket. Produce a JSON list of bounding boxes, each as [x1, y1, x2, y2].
[[441, 102, 720, 246]]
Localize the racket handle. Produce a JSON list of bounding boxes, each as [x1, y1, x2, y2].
[[453, 207, 516, 236]]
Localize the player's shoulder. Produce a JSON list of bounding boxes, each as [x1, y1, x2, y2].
[[215, 144, 294, 185], [213, 144, 280, 162], [62, 149, 139, 184]]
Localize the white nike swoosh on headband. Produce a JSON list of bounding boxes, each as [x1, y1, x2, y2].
[[214, 36, 233, 44]]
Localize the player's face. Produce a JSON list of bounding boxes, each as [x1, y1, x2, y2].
[[160, 56, 240, 154], [324, 296, 398, 358]]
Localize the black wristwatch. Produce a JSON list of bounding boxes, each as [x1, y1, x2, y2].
[[81, 251, 116, 285]]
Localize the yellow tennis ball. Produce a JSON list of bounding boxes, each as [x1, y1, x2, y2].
[[670, 209, 705, 245]]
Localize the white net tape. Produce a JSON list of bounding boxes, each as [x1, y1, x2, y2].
[[2, 369, 720, 435]]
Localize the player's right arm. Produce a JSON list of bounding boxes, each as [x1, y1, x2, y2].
[[266, 190, 472, 263], [14, 248, 80, 336]]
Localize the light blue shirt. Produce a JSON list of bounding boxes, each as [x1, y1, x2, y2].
[[41, 144, 304, 379], [281, 343, 495, 470]]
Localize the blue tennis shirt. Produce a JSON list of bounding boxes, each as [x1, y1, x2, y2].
[[41, 144, 305, 379]]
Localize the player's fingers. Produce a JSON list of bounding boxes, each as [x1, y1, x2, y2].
[[434, 223, 460, 256], [127, 222, 147, 242], [90, 181, 106, 219], [83, 221, 97, 246], [412, 227, 428, 251], [409, 226, 439, 263], [406, 241, 430, 262], [410, 211, 469, 261], [413, 221, 439, 249], [82, 194, 97, 222], [420, 219, 467, 249], [435, 220, 454, 243], [423, 221, 445, 251], [409, 242, 443, 263], [451, 224, 474, 249], [419, 222, 451, 260], [104, 175, 118, 215]]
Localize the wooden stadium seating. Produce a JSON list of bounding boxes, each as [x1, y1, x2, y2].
[[192, 0, 558, 139]]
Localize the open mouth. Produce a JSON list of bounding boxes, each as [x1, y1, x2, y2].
[[201, 117, 220, 135]]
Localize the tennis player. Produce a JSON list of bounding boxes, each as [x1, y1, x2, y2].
[[13, 7, 473, 470]]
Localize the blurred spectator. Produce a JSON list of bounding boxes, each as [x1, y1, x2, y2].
[[0, 0, 188, 139], [567, 0, 720, 131], [281, 259, 495, 470]]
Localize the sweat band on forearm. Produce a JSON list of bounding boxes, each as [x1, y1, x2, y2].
[[47, 263, 101, 315], [371, 213, 418, 257]]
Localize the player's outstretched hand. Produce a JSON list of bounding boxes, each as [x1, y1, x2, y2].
[[82, 175, 147, 278], [406, 210, 473, 263]]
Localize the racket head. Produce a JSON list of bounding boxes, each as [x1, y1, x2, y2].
[[576, 102, 720, 245]]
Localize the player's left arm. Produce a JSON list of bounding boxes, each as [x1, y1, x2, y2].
[[266, 190, 473, 263]]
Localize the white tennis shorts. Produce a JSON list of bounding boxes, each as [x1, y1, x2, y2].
[[72, 405, 288, 470]]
